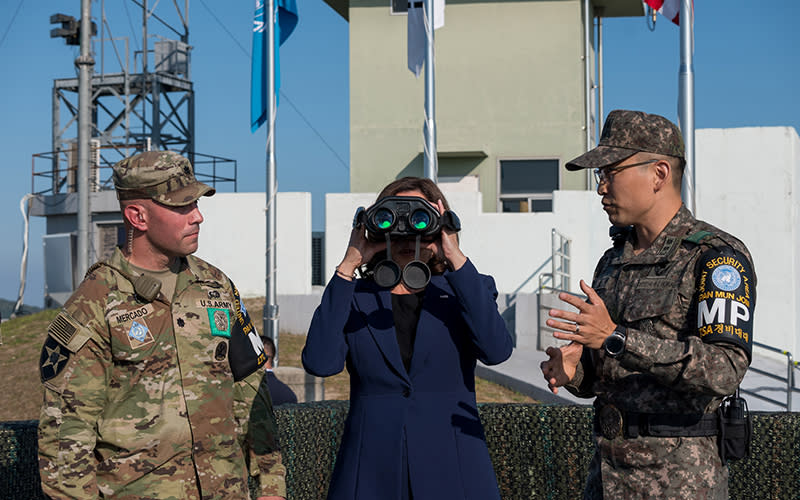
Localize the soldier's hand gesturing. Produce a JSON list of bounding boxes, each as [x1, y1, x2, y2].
[[540, 342, 583, 394], [546, 279, 617, 350]]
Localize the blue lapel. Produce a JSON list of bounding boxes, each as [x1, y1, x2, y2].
[[353, 282, 410, 384]]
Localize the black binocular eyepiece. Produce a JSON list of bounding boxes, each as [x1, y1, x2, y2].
[[353, 196, 461, 241], [352, 196, 462, 289]]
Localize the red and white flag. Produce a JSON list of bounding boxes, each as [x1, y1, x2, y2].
[[645, 0, 685, 25]]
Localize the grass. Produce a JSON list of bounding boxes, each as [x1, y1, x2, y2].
[[0, 308, 59, 421], [0, 301, 534, 421]]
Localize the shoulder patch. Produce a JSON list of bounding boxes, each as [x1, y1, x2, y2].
[[48, 311, 92, 353], [208, 308, 232, 338], [695, 247, 756, 361], [40, 336, 71, 382]]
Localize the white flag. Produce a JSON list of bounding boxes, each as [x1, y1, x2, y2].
[[408, 0, 445, 77]]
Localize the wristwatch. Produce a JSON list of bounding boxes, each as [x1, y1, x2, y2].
[[603, 326, 627, 358]]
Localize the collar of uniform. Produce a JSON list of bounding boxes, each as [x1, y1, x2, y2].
[[183, 254, 203, 279], [107, 246, 139, 295], [622, 205, 694, 265]]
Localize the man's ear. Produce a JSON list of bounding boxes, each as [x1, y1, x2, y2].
[[123, 203, 148, 231], [652, 159, 671, 193]]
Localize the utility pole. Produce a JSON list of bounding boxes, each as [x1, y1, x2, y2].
[[76, 0, 95, 280]]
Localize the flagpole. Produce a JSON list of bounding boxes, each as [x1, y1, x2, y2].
[[679, 0, 695, 214], [265, 0, 280, 365], [423, 0, 437, 181]]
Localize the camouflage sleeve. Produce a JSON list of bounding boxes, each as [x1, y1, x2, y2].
[[617, 329, 750, 396], [564, 347, 596, 398], [38, 310, 110, 499], [234, 369, 287, 499], [614, 247, 755, 397]]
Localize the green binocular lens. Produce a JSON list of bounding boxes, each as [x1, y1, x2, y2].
[[373, 208, 394, 230], [409, 209, 431, 231]]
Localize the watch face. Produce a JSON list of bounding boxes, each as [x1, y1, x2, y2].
[[605, 333, 625, 355]]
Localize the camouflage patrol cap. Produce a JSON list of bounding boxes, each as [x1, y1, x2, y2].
[[112, 151, 215, 206], [566, 110, 685, 171]]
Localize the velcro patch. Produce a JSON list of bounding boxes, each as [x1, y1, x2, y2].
[[108, 304, 156, 350], [208, 308, 232, 338], [695, 247, 755, 360], [47, 311, 92, 353], [127, 320, 155, 349], [40, 336, 71, 382], [48, 313, 77, 348], [109, 303, 155, 326]]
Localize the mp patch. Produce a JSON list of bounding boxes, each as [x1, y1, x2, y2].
[[208, 308, 231, 338], [40, 336, 70, 382], [695, 247, 756, 360]]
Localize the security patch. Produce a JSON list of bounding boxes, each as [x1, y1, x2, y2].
[[695, 247, 755, 360], [40, 336, 70, 382], [227, 280, 266, 381], [208, 308, 232, 338]]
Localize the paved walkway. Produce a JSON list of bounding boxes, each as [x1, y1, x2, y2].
[[478, 342, 800, 412]]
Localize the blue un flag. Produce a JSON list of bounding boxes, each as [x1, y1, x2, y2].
[[250, 0, 299, 132]]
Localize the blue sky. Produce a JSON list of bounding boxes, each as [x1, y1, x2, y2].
[[1, 0, 798, 307]]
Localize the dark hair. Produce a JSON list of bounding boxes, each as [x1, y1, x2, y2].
[[260, 336, 276, 357], [362, 177, 451, 277]]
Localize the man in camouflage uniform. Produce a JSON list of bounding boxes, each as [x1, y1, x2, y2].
[[38, 151, 286, 499], [540, 110, 756, 499]]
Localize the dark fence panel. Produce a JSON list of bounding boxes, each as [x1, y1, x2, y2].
[[4, 404, 800, 500]]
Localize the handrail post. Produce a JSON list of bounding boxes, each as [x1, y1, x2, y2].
[[788, 352, 794, 411]]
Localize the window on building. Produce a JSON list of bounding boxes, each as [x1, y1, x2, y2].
[[391, 0, 408, 14], [97, 222, 127, 261], [498, 158, 559, 213]]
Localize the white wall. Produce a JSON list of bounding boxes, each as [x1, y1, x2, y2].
[[188, 127, 800, 356], [696, 127, 800, 357], [195, 192, 312, 297], [324, 189, 609, 295]]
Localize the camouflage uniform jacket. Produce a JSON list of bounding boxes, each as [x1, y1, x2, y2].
[[38, 247, 286, 499], [566, 205, 756, 499]]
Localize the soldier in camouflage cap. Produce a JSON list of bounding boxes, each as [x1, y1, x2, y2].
[[566, 109, 685, 171], [38, 150, 287, 499], [542, 110, 756, 498], [113, 150, 215, 206]]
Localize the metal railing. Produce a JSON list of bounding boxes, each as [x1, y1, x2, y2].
[[538, 228, 571, 292], [31, 146, 237, 196], [740, 341, 799, 411]]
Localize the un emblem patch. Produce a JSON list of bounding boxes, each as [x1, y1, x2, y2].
[[712, 265, 741, 292]]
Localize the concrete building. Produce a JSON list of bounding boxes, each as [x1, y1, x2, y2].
[[344, 0, 643, 211]]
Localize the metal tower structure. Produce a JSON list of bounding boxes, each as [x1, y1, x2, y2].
[[49, 0, 194, 194], [30, 0, 236, 308]]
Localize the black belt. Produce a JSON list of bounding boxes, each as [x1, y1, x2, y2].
[[595, 404, 719, 439]]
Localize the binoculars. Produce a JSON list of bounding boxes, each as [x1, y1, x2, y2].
[[353, 196, 461, 289], [354, 196, 461, 241]]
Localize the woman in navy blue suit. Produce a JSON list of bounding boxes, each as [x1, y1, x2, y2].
[[302, 177, 513, 500]]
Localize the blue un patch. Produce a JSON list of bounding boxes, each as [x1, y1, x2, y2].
[[712, 264, 741, 291]]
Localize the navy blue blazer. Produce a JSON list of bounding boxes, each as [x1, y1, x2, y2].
[[264, 370, 298, 406], [302, 259, 513, 500]]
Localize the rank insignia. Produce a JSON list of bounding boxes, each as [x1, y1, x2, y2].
[[40, 336, 70, 382], [208, 308, 231, 338]]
